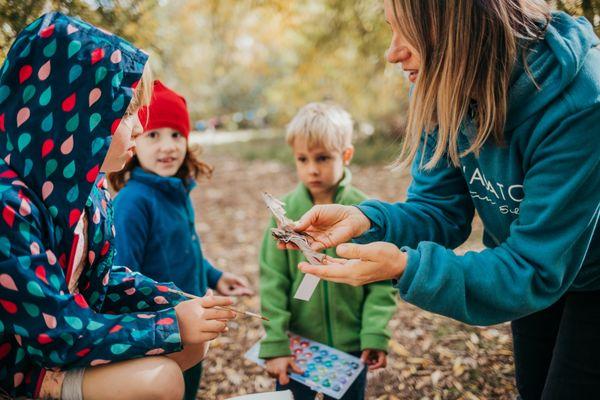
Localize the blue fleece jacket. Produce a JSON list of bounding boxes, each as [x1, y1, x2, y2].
[[356, 12, 600, 326], [113, 167, 222, 296]]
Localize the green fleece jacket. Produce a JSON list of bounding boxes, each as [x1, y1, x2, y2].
[[259, 170, 397, 358]]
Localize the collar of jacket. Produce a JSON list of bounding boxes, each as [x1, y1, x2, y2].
[[130, 166, 196, 197], [296, 167, 353, 205]]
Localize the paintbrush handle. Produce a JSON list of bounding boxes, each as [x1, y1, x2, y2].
[[167, 288, 269, 321]]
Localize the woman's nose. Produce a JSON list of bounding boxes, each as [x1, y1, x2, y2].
[[386, 46, 411, 64]]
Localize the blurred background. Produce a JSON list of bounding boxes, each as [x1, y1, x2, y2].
[[1, 1, 599, 399], [1, 0, 598, 158]]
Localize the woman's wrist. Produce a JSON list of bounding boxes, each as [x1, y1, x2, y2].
[[351, 206, 372, 236], [392, 247, 408, 280]]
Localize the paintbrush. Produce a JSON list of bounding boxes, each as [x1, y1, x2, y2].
[[167, 288, 269, 321]]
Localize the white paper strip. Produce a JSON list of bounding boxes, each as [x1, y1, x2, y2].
[[227, 390, 293, 400], [294, 273, 321, 301]]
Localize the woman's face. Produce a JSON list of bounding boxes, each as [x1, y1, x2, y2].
[[100, 112, 143, 173], [384, 0, 422, 83]]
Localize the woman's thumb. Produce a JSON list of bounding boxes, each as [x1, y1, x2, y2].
[[336, 243, 365, 259], [293, 212, 313, 232]]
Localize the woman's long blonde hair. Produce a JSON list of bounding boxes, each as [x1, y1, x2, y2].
[[393, 0, 551, 169]]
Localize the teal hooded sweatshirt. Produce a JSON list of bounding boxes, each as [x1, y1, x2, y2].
[[356, 12, 600, 326]]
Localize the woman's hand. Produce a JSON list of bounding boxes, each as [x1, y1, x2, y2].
[[216, 272, 254, 296], [174, 293, 236, 345], [280, 204, 371, 251], [361, 349, 387, 371], [298, 242, 407, 286], [265, 356, 303, 385]]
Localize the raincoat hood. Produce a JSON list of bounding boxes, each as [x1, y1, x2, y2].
[[0, 11, 148, 240]]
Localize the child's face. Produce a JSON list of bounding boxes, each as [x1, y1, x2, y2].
[[100, 113, 143, 173], [135, 127, 187, 177], [292, 138, 353, 202], [384, 0, 422, 83]]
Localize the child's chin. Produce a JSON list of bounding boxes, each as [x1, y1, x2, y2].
[[154, 167, 178, 177]]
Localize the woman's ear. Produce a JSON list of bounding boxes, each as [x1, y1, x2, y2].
[[343, 146, 355, 165]]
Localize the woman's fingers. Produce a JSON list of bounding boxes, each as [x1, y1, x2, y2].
[[298, 260, 356, 284], [336, 242, 380, 260], [293, 206, 321, 232], [299, 242, 407, 286]]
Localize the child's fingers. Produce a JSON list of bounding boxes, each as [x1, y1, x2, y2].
[[200, 295, 234, 308], [233, 276, 250, 286], [360, 350, 370, 364], [289, 360, 303, 375], [229, 287, 254, 296], [198, 332, 220, 342], [368, 352, 387, 370], [278, 370, 290, 385], [199, 319, 229, 333], [203, 308, 236, 321]]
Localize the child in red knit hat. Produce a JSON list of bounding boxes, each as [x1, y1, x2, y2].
[[109, 80, 253, 400]]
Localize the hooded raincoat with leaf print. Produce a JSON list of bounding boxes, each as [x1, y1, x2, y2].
[[0, 12, 186, 398]]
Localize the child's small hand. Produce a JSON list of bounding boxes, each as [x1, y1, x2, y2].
[[360, 349, 387, 371], [216, 272, 254, 296], [265, 356, 303, 385], [174, 294, 235, 345]]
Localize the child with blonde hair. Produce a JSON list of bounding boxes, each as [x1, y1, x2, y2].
[[259, 102, 397, 400]]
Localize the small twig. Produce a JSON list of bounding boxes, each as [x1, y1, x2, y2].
[[262, 191, 325, 265]]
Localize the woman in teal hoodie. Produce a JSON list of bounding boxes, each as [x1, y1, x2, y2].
[[292, 1, 600, 398], [0, 12, 234, 399]]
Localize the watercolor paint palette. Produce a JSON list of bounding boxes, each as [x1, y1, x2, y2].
[[245, 334, 365, 399]]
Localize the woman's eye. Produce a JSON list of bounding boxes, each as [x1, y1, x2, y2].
[[148, 131, 158, 138], [172, 132, 183, 138]]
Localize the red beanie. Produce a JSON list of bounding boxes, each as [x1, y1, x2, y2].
[[138, 80, 191, 138]]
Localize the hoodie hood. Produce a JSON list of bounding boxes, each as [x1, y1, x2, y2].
[[0, 12, 148, 240], [506, 11, 600, 131]]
